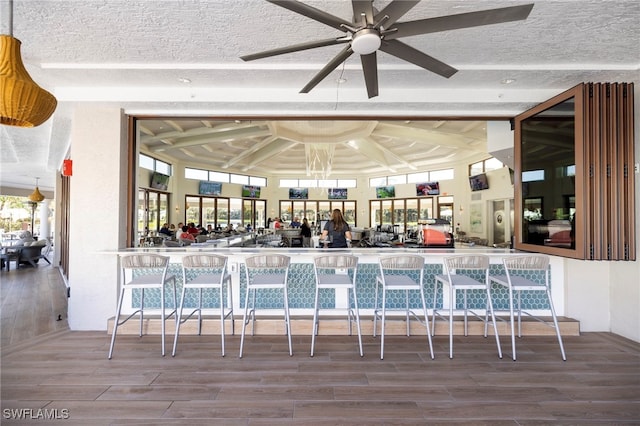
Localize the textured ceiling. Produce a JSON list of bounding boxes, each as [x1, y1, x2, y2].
[[1, 0, 638, 191]]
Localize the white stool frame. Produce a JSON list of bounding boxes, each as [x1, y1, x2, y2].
[[239, 254, 292, 358], [373, 255, 434, 360], [311, 254, 363, 357], [433, 255, 502, 359], [489, 255, 566, 361], [108, 254, 177, 359], [172, 254, 234, 357]]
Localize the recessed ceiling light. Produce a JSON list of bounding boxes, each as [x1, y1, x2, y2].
[[336, 77, 347, 84], [501, 78, 516, 85], [178, 77, 191, 84]]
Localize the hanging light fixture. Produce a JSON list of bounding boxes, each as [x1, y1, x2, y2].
[[28, 177, 45, 202], [1, 0, 57, 127]]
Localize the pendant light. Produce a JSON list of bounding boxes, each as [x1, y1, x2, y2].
[[28, 177, 45, 202], [0, 0, 57, 127]]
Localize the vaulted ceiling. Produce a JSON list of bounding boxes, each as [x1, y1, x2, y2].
[[139, 118, 488, 178], [1, 0, 638, 191]]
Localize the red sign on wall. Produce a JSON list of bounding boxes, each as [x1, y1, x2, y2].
[[62, 159, 73, 176]]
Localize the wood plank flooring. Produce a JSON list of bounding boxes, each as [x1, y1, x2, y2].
[[1, 263, 639, 424]]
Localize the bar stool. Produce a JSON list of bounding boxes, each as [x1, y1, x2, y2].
[[239, 254, 292, 358], [172, 254, 234, 357], [310, 254, 363, 357], [432, 255, 502, 359], [374, 254, 434, 360], [108, 254, 177, 359], [489, 255, 566, 361]]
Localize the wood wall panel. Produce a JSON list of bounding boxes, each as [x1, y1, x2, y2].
[[584, 82, 634, 260]]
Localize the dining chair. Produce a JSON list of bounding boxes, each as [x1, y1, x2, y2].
[[239, 254, 292, 358], [172, 254, 234, 357], [433, 255, 502, 359], [108, 254, 177, 359], [310, 254, 363, 357], [489, 255, 566, 361], [374, 254, 434, 360]]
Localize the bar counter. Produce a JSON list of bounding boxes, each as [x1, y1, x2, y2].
[[107, 245, 566, 319]]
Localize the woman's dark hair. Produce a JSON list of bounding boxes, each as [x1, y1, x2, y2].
[[182, 225, 189, 232], [331, 209, 347, 231]]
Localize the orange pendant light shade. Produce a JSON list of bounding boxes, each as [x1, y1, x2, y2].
[[0, 35, 57, 127], [28, 186, 45, 202]]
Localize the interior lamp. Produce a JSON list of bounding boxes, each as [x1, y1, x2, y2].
[[0, 0, 57, 127], [28, 177, 45, 202]]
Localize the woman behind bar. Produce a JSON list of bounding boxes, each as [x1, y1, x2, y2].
[[321, 209, 352, 248], [301, 218, 312, 247]]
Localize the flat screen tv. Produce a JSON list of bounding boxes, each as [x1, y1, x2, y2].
[[150, 172, 169, 190], [328, 188, 347, 200], [416, 181, 440, 196], [375, 185, 395, 199], [242, 185, 261, 198], [199, 181, 221, 196], [289, 187, 308, 199], [469, 173, 489, 191]]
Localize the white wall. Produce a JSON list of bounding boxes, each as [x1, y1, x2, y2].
[[67, 106, 127, 330]]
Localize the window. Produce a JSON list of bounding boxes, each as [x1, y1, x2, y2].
[[373, 169, 454, 187], [184, 167, 266, 187], [185, 168, 208, 180], [369, 177, 387, 187], [210, 171, 229, 183], [515, 82, 635, 260], [388, 175, 407, 185], [139, 154, 154, 171], [280, 178, 356, 188], [230, 174, 248, 185], [469, 158, 503, 176], [407, 172, 429, 183], [139, 153, 172, 176]]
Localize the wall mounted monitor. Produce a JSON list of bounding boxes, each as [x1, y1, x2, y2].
[[469, 173, 489, 191], [289, 187, 308, 199], [375, 185, 395, 199], [242, 185, 261, 198], [416, 181, 440, 196], [150, 172, 169, 190], [198, 181, 222, 195], [328, 188, 347, 199]]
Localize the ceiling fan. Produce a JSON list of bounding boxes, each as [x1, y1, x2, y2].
[[241, 0, 534, 98]]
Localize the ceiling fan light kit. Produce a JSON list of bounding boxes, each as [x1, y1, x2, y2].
[[351, 29, 381, 55], [241, 0, 534, 98]]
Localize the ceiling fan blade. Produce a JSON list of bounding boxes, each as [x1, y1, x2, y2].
[[300, 45, 354, 93], [267, 0, 352, 32], [352, 1, 374, 26], [386, 4, 535, 40], [240, 37, 349, 61], [380, 39, 457, 78], [360, 52, 379, 99], [375, 1, 420, 27]]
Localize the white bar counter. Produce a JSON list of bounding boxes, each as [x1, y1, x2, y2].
[[106, 246, 566, 320]]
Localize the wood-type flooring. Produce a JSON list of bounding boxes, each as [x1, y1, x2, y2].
[[1, 262, 639, 424]]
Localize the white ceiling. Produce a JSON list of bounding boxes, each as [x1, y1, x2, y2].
[[1, 0, 638, 191]]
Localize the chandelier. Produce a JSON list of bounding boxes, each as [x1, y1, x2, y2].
[[306, 144, 335, 181]]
